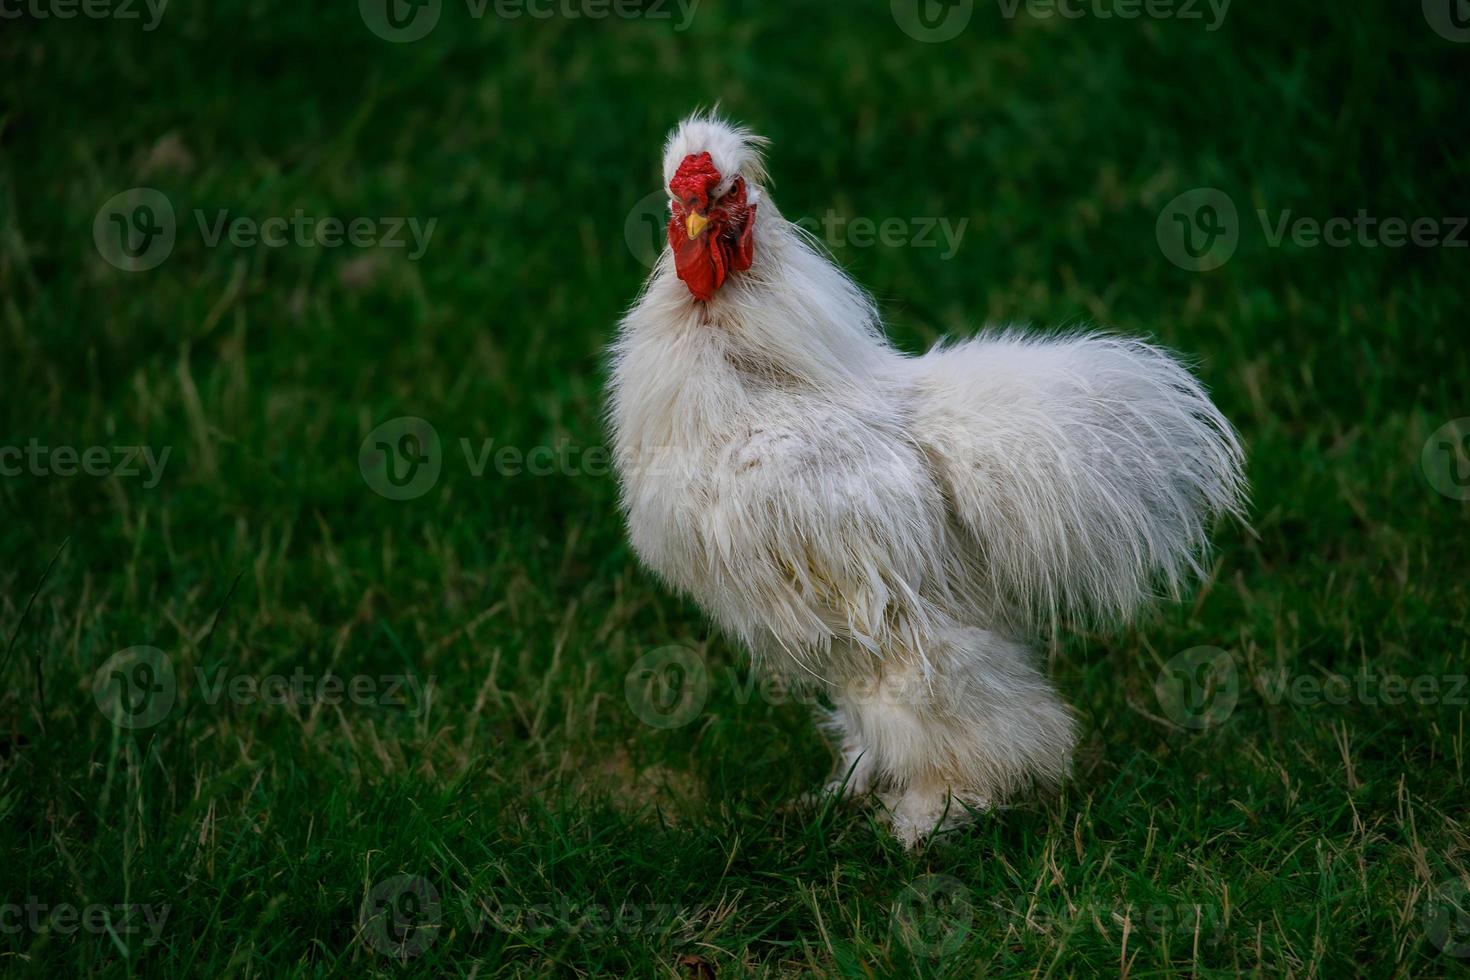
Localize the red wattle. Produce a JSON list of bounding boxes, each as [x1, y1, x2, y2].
[[667, 172, 757, 302], [669, 216, 722, 302]]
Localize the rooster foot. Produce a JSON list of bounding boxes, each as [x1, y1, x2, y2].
[[877, 786, 992, 849]]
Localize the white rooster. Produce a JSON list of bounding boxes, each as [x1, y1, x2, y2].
[[609, 113, 1246, 847]]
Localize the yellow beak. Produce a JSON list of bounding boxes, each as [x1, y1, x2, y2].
[[685, 211, 710, 239]]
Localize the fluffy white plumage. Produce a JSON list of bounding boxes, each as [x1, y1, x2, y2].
[[609, 112, 1246, 846]]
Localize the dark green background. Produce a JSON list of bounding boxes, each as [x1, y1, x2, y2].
[[2, 0, 1468, 975]]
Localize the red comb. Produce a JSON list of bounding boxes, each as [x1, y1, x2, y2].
[[669, 152, 722, 211]]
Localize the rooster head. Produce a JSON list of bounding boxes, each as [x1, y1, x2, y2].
[[661, 114, 768, 302]]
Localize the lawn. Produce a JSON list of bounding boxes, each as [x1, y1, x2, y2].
[[2, 0, 1469, 975]]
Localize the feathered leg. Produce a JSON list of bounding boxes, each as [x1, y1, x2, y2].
[[818, 702, 878, 798], [829, 626, 1076, 847]]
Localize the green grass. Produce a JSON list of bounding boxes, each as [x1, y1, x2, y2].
[[3, 0, 1469, 975]]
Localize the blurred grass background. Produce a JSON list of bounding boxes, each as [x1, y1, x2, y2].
[[2, 0, 1468, 975]]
